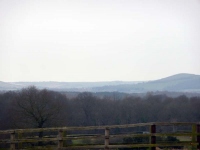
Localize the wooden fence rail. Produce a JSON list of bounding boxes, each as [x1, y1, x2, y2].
[[0, 122, 200, 150]]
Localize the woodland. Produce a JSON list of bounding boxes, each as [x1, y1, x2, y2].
[[0, 86, 200, 130]]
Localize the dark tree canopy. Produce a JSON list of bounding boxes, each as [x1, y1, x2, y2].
[[0, 89, 200, 130], [11, 86, 67, 128]]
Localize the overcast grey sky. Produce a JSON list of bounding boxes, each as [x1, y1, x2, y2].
[[0, 0, 200, 82]]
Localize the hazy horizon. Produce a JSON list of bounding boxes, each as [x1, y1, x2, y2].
[[1, 0, 200, 82], [0, 72, 198, 83]]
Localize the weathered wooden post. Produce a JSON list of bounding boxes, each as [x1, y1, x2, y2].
[[197, 123, 200, 149], [105, 127, 110, 150], [10, 131, 15, 150], [63, 131, 67, 147], [38, 130, 43, 146], [18, 132, 23, 149], [150, 124, 156, 150], [192, 124, 197, 149], [58, 129, 63, 149]]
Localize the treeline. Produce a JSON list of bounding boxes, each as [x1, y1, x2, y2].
[[0, 86, 200, 130]]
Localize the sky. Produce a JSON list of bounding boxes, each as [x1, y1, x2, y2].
[[0, 0, 200, 82]]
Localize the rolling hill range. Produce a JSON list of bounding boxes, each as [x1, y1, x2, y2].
[[0, 73, 200, 93], [92, 73, 200, 93], [0, 81, 139, 91]]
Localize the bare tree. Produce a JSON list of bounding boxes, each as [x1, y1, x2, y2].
[[11, 86, 67, 129]]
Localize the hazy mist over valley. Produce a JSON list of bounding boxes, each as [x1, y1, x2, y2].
[[1, 73, 200, 98]]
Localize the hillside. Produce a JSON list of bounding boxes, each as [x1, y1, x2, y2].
[[0, 73, 200, 93], [92, 73, 200, 93], [0, 81, 21, 91], [0, 81, 139, 91], [143, 73, 200, 91]]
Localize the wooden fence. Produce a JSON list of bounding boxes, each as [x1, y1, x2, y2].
[[0, 122, 200, 150]]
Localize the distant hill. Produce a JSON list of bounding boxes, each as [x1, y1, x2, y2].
[[92, 73, 200, 93], [0, 73, 200, 93], [0, 81, 21, 91], [0, 81, 140, 91], [143, 73, 200, 91]]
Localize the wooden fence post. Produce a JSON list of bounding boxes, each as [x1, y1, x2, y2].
[[58, 129, 63, 150], [197, 123, 200, 149], [105, 127, 110, 150], [63, 131, 67, 147], [192, 124, 197, 149], [10, 131, 15, 150], [18, 132, 22, 149], [150, 124, 156, 150]]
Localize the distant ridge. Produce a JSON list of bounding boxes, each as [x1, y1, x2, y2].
[[143, 73, 200, 91], [92, 73, 200, 93], [0, 73, 200, 93], [154, 73, 199, 82], [0, 81, 21, 90]]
